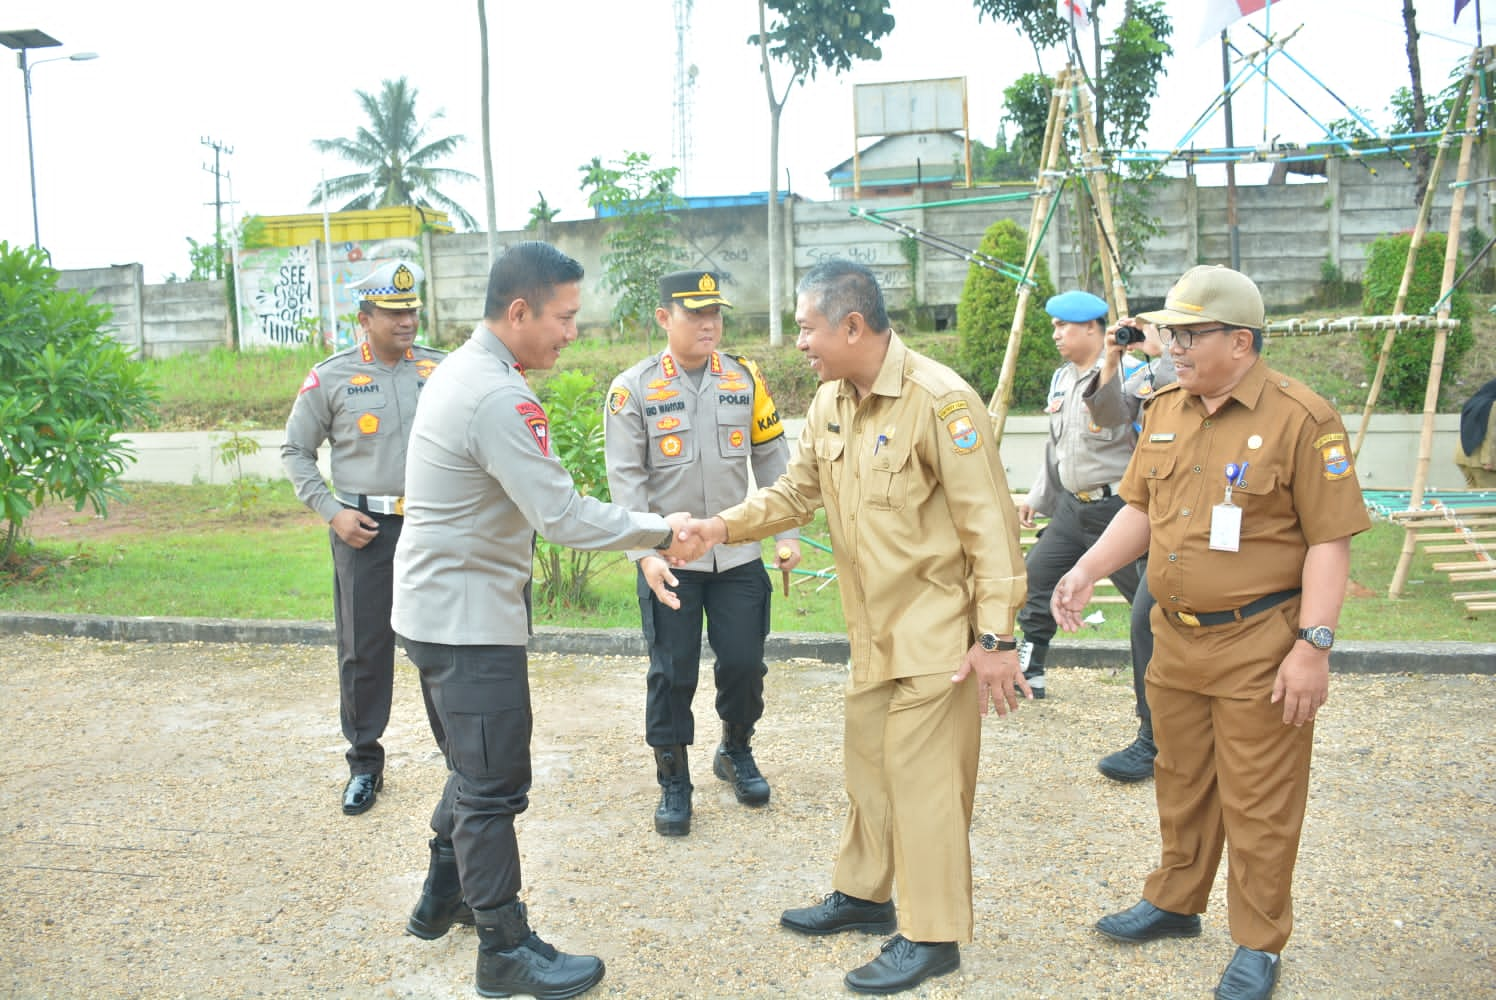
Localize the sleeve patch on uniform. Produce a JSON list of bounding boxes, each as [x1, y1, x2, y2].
[[357, 412, 380, 435], [298, 369, 320, 395], [937, 400, 968, 420], [948, 415, 981, 454], [516, 401, 550, 456], [608, 387, 630, 414], [1321, 443, 1353, 479]]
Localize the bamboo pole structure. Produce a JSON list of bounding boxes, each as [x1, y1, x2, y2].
[[1351, 68, 1474, 459], [1073, 84, 1130, 319], [988, 66, 1070, 441], [1388, 57, 1486, 599]]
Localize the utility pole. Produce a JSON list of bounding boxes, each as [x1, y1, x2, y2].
[[201, 136, 233, 279]]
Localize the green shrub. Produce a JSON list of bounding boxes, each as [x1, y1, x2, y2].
[[0, 242, 158, 559], [956, 219, 1059, 409], [534, 370, 611, 609], [1358, 231, 1474, 411]]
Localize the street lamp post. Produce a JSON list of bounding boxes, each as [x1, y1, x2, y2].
[[0, 29, 98, 249]]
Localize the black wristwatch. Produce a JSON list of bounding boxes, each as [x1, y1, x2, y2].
[[1296, 626, 1334, 651], [979, 632, 1019, 652]]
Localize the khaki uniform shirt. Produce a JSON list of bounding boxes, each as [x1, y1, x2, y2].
[[604, 350, 796, 570], [1027, 357, 1142, 516], [1122, 359, 1371, 617], [392, 326, 671, 647], [281, 341, 446, 521], [717, 334, 1027, 683]]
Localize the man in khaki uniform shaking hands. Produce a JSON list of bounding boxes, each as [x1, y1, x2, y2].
[[680, 259, 1029, 995]]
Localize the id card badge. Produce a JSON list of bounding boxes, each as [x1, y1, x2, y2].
[[1209, 503, 1242, 552]]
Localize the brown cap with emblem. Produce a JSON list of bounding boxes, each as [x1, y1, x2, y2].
[[1137, 264, 1264, 329], [659, 270, 732, 309]]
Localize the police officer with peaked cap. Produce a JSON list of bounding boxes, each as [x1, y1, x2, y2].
[[604, 269, 800, 837], [281, 258, 447, 816]]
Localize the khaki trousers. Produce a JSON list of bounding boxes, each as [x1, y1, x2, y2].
[[833, 670, 979, 943], [1143, 601, 1315, 953]]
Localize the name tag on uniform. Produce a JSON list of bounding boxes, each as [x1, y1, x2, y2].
[[1149, 433, 1175, 443], [1209, 503, 1242, 552]]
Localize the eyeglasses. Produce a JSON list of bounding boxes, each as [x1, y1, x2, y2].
[[1156, 324, 1236, 350]]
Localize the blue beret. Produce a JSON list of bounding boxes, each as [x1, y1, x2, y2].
[[1044, 290, 1108, 323]]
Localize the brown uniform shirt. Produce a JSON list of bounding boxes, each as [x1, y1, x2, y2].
[[717, 333, 1027, 683], [1122, 359, 1371, 618]]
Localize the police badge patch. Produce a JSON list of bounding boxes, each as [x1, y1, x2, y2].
[[516, 401, 550, 456], [608, 387, 630, 415]]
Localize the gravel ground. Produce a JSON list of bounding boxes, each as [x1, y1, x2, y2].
[[0, 636, 1492, 1000]]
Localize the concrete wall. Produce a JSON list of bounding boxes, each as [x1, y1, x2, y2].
[[60, 149, 1492, 353]]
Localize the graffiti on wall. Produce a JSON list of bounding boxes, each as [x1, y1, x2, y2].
[[236, 241, 426, 351], [238, 246, 319, 349]]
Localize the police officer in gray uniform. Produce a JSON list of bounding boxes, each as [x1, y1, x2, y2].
[[281, 259, 445, 816], [1015, 290, 1144, 705], [604, 270, 801, 837], [1080, 319, 1177, 782], [392, 242, 704, 1000]]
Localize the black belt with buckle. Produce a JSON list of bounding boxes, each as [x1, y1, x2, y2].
[[1072, 484, 1118, 503], [1174, 588, 1301, 628]]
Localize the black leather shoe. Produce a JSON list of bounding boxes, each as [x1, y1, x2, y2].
[[1097, 729, 1157, 783], [1214, 946, 1281, 999], [844, 935, 959, 995], [781, 891, 896, 936], [1096, 899, 1201, 942], [341, 773, 382, 815]]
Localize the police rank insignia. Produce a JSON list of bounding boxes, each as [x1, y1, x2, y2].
[[516, 401, 550, 456], [608, 387, 631, 414], [948, 415, 981, 454]]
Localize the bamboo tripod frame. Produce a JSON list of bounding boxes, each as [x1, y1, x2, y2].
[[1355, 46, 1493, 598], [986, 66, 1128, 441]]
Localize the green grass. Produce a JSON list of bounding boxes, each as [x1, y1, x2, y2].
[[1, 482, 1488, 642]]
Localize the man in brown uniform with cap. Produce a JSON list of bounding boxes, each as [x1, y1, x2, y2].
[[681, 259, 1029, 995], [1052, 265, 1371, 1000]]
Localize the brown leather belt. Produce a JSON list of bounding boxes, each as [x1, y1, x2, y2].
[[1174, 588, 1301, 627]]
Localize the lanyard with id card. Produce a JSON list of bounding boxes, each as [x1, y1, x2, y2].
[[1209, 462, 1248, 552]]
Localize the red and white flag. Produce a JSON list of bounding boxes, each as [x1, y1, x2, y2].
[[1197, 0, 1288, 45], [1059, 0, 1090, 30]]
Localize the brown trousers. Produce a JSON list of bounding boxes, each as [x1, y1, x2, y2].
[[833, 671, 980, 943], [1143, 600, 1315, 953]]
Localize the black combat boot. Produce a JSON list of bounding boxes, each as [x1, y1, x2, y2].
[[474, 899, 605, 1000], [1097, 717, 1158, 783], [653, 745, 692, 836], [406, 837, 474, 939], [713, 722, 771, 806]]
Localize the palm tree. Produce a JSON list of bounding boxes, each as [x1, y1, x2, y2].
[[310, 77, 478, 229]]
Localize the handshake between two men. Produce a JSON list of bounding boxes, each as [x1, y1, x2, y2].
[[638, 514, 802, 612]]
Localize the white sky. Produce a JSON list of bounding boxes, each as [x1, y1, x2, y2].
[[1, 0, 1490, 282]]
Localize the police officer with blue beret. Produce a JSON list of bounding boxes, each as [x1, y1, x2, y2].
[[1015, 289, 1150, 770], [281, 259, 446, 815]]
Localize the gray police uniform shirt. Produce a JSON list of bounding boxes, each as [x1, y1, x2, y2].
[[1026, 357, 1143, 517], [1082, 352, 1178, 430], [281, 340, 446, 521], [604, 350, 796, 571], [392, 325, 672, 647]]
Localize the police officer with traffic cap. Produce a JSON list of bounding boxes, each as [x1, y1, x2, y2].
[[281, 258, 446, 815]]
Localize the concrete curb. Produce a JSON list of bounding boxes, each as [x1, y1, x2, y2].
[[1, 612, 1490, 675]]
